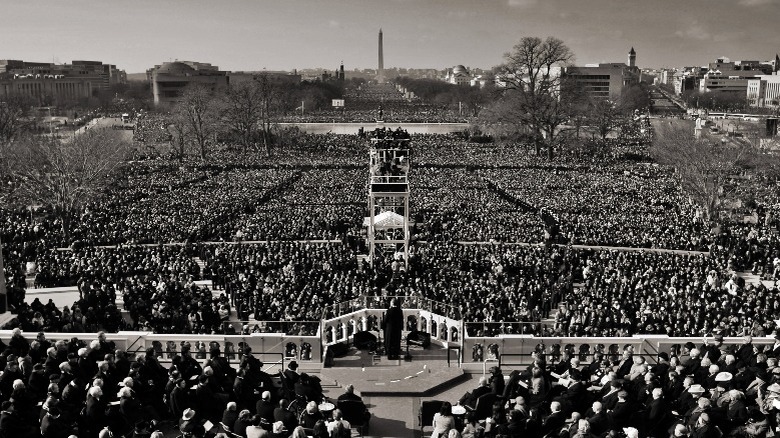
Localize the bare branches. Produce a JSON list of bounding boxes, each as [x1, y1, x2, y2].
[[651, 122, 751, 221], [221, 80, 264, 153], [0, 94, 35, 142], [484, 36, 575, 159], [4, 128, 131, 239], [173, 85, 220, 161]]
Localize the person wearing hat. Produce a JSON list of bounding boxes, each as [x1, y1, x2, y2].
[[680, 383, 706, 415], [761, 382, 780, 414], [179, 408, 206, 437]]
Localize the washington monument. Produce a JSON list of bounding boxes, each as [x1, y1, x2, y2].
[[377, 28, 385, 83]]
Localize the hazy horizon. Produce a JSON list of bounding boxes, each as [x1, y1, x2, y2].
[[3, 0, 779, 74]]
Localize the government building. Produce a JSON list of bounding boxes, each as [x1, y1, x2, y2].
[[563, 47, 640, 100], [0, 59, 126, 105]]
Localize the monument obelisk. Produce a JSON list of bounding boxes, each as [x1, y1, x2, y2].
[[377, 28, 385, 83]]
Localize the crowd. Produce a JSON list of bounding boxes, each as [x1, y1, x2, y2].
[[431, 337, 780, 438], [279, 83, 468, 123], [479, 165, 710, 250], [0, 125, 777, 342], [0, 329, 370, 438], [202, 242, 369, 325]]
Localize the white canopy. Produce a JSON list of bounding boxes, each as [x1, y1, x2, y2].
[[363, 211, 406, 229]]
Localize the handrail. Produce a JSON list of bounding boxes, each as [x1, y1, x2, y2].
[[322, 295, 460, 320], [464, 321, 549, 337], [221, 320, 321, 337]]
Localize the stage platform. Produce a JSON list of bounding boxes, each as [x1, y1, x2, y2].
[[320, 342, 467, 397]]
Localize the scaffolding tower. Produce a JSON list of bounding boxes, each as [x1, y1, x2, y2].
[[365, 137, 411, 270]]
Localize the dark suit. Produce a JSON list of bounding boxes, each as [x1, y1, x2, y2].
[[85, 395, 108, 433], [540, 411, 566, 437], [645, 398, 669, 436], [383, 304, 404, 359], [274, 407, 297, 432], [610, 400, 631, 428], [588, 411, 609, 436], [461, 385, 491, 409], [40, 413, 73, 438], [256, 399, 275, 423], [690, 423, 720, 438]]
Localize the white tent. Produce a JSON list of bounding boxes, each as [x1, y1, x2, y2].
[[363, 211, 406, 229]]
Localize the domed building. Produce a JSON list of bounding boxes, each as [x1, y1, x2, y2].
[[147, 60, 228, 105], [444, 65, 472, 86]]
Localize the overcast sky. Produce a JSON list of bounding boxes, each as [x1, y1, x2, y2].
[[3, 0, 779, 73]]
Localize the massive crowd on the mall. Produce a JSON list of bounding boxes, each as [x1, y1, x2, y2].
[[1, 91, 780, 436]]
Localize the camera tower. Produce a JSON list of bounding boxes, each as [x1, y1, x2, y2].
[[365, 136, 411, 270]]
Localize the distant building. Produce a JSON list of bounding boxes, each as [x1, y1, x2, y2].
[[443, 65, 472, 86], [147, 61, 228, 105], [698, 58, 761, 95], [0, 59, 126, 104], [747, 74, 780, 109], [563, 48, 640, 100], [671, 68, 705, 95]]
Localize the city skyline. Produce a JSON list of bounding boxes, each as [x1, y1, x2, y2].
[[2, 0, 779, 74]]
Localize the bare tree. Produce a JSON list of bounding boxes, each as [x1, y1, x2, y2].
[[0, 94, 35, 142], [488, 36, 574, 159], [221, 80, 264, 153], [3, 128, 131, 240], [174, 84, 219, 161], [256, 73, 284, 156], [651, 121, 751, 222], [587, 99, 623, 139], [167, 116, 188, 162]]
